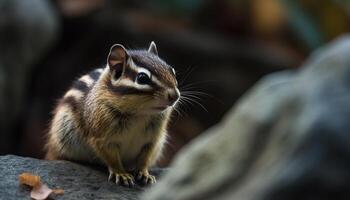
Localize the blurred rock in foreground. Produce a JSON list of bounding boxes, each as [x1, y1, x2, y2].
[[0, 155, 164, 200], [142, 36, 350, 200]]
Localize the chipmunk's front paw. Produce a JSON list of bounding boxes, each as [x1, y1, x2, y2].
[[134, 170, 156, 185], [108, 169, 135, 187]]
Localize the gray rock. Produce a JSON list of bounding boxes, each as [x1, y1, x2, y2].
[[142, 35, 350, 200], [0, 155, 163, 200]]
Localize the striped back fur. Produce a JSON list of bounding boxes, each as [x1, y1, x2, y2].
[[46, 42, 180, 162]]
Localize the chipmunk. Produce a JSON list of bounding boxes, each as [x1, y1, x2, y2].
[[45, 42, 180, 187]]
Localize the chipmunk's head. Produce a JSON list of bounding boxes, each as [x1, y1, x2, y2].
[[105, 42, 180, 114]]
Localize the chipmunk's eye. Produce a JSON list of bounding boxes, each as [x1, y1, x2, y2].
[[136, 72, 151, 85]]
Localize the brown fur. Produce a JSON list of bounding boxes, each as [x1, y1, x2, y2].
[[45, 43, 178, 186]]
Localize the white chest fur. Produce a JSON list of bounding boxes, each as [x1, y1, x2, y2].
[[108, 116, 161, 164]]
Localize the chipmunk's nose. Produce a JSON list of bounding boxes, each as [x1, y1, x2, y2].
[[167, 88, 180, 106]]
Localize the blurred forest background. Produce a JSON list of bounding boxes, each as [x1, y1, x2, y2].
[[1, 0, 350, 166]]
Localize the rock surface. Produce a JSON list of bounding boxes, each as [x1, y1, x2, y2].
[[0, 155, 163, 200], [142, 36, 350, 200]]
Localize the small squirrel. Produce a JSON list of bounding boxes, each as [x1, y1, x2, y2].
[[45, 42, 180, 187]]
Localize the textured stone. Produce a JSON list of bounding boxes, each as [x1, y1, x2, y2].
[[142, 36, 350, 200], [0, 155, 163, 200]]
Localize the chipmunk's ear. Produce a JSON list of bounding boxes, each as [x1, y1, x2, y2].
[[148, 41, 158, 55], [107, 44, 128, 70]]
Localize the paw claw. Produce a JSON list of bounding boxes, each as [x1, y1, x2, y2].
[[108, 170, 134, 187], [134, 170, 156, 185], [128, 179, 135, 188]]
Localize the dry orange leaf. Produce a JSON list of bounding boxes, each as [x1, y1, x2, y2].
[[52, 188, 65, 195], [19, 173, 41, 188], [19, 172, 64, 200]]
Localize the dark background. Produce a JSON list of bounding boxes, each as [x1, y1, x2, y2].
[[1, 0, 349, 166]]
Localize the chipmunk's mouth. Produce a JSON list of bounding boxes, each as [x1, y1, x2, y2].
[[150, 99, 176, 112]]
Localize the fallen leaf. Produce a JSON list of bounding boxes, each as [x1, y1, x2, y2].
[[52, 188, 65, 195], [19, 173, 41, 188], [18, 172, 64, 200], [31, 184, 53, 200]]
